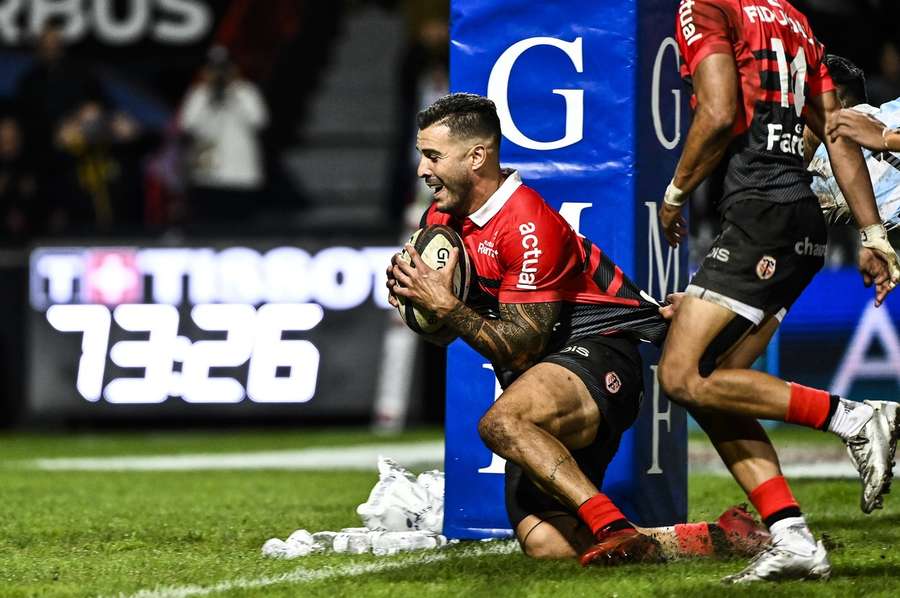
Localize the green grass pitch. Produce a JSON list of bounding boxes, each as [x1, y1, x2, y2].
[[1, 428, 898, 597]]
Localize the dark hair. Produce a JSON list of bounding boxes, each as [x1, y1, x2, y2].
[[416, 93, 501, 144], [823, 54, 868, 105]]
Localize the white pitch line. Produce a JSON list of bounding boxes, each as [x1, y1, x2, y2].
[[26, 441, 443, 472], [691, 460, 900, 479], [105, 541, 518, 598]]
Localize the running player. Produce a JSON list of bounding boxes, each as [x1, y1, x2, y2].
[[657, 0, 900, 583], [387, 92, 675, 566]]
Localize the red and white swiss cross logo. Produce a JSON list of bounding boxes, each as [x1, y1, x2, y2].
[[84, 250, 142, 305]]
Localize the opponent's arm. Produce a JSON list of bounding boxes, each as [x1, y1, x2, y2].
[[807, 91, 900, 302], [659, 53, 738, 246], [827, 108, 900, 153], [391, 245, 559, 371], [806, 92, 880, 229]]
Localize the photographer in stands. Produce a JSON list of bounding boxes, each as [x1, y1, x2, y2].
[[179, 45, 269, 229]]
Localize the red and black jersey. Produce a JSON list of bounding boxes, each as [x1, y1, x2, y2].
[[675, 0, 833, 209], [422, 170, 667, 350]]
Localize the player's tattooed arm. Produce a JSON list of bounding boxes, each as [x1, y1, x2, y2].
[[443, 300, 560, 372]]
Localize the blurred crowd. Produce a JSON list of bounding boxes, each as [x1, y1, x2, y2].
[[0, 1, 448, 248], [0, 21, 271, 245], [0, 0, 895, 260]]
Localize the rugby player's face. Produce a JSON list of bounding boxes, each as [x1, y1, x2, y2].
[[416, 124, 474, 216]]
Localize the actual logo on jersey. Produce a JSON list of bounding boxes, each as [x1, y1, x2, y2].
[[756, 255, 777, 280], [605, 371, 622, 394], [677, 0, 703, 46], [517, 222, 541, 290]]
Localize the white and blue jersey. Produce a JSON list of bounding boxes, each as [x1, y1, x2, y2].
[[809, 98, 900, 230]]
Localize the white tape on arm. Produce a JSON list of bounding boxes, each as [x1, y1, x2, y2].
[[861, 222, 900, 284], [860, 223, 888, 246], [663, 182, 686, 207]]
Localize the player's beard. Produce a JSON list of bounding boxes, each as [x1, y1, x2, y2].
[[432, 174, 473, 218]]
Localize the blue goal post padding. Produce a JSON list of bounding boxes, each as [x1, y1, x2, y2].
[[444, 0, 689, 539]]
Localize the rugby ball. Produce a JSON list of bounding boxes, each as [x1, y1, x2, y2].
[[395, 225, 471, 334]]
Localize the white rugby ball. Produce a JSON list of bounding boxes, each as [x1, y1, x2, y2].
[[395, 225, 470, 334]]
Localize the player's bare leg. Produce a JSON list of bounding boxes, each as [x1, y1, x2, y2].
[[514, 512, 593, 559], [479, 363, 603, 509], [478, 362, 660, 565], [692, 314, 785, 493], [659, 295, 899, 515], [659, 296, 896, 581], [680, 314, 828, 580], [514, 507, 769, 560]]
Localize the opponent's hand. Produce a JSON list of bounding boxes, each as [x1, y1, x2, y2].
[[858, 247, 895, 307], [860, 223, 900, 291], [658, 292, 685, 321], [385, 253, 401, 308], [391, 244, 460, 317], [658, 203, 686, 247], [827, 109, 887, 151]]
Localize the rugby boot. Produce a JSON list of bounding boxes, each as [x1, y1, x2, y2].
[[721, 524, 830, 584], [844, 400, 900, 513], [714, 505, 770, 557], [580, 527, 663, 567]]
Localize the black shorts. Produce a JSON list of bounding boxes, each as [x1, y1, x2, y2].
[[689, 196, 827, 325], [504, 335, 644, 528]]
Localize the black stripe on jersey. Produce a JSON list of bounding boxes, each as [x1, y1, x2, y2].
[[551, 302, 669, 347], [758, 70, 793, 93], [419, 206, 430, 229], [581, 237, 593, 272], [592, 251, 616, 292], [752, 49, 792, 62], [874, 151, 900, 172], [478, 276, 501, 289]]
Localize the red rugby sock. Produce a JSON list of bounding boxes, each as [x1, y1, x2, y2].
[[785, 383, 831, 429], [674, 522, 714, 556], [577, 493, 629, 537], [748, 476, 800, 522]]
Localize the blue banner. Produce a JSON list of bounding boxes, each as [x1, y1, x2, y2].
[[445, 0, 689, 539], [779, 268, 900, 400]]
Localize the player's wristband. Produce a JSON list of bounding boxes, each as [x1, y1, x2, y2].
[[663, 182, 686, 207], [860, 223, 888, 247]]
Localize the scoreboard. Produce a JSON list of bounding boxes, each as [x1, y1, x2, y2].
[[27, 240, 397, 421]]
